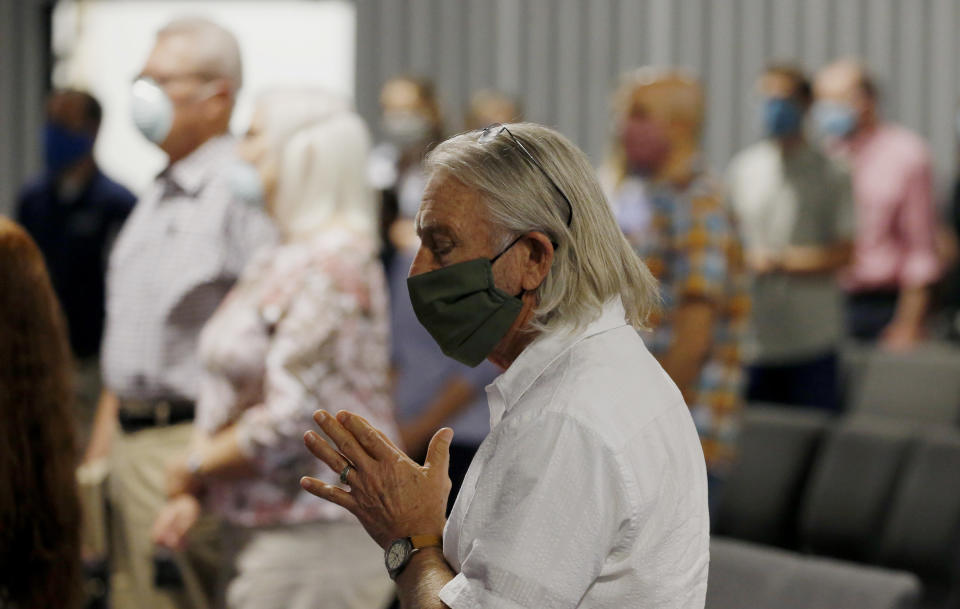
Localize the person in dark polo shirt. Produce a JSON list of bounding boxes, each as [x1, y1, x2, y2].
[[16, 88, 136, 441]]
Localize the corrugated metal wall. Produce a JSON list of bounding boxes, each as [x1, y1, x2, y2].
[[355, 0, 960, 200], [0, 0, 49, 216], [3, 1, 959, 216]]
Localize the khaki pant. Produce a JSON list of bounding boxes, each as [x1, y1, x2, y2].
[[223, 520, 394, 609], [108, 423, 222, 609], [74, 357, 103, 454], [78, 458, 110, 559], [76, 359, 109, 561]]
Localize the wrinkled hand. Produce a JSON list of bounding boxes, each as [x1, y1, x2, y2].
[[164, 456, 199, 499], [301, 410, 452, 549], [151, 494, 201, 551]]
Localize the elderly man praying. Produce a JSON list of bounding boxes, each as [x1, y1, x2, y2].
[[301, 122, 709, 609]]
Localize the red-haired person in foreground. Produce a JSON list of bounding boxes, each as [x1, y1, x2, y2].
[[0, 216, 82, 609]]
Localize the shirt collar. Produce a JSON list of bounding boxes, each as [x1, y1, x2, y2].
[[487, 298, 629, 427], [833, 123, 884, 157], [159, 134, 235, 197]]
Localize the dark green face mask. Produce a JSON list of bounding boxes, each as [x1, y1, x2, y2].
[[407, 237, 524, 367]]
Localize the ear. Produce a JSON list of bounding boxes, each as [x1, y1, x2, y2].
[[203, 82, 233, 121], [519, 231, 554, 292]]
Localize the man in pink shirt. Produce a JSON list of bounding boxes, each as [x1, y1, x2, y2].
[[814, 59, 940, 348]]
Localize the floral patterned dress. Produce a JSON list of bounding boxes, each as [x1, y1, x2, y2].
[[194, 227, 397, 527]]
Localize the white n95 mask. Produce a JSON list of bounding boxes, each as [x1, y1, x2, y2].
[[131, 78, 174, 145], [227, 160, 265, 206], [382, 112, 432, 149]]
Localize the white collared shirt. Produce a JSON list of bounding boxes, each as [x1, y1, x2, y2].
[[439, 299, 710, 609]]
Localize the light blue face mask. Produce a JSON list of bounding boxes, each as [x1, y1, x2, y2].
[[131, 77, 220, 146], [131, 78, 174, 145], [814, 102, 858, 138], [227, 161, 265, 206]]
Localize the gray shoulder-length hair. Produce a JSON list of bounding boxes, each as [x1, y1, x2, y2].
[[424, 122, 659, 333]]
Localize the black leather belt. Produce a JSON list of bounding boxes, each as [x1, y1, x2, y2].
[[117, 398, 195, 433]]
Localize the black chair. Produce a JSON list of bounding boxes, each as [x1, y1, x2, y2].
[[799, 416, 918, 562], [847, 344, 960, 425], [713, 404, 831, 548], [707, 537, 921, 609], [878, 428, 960, 609]]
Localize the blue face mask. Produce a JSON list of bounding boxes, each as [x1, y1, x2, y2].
[[814, 102, 858, 138], [43, 123, 94, 175], [227, 161, 265, 206], [761, 97, 804, 137]]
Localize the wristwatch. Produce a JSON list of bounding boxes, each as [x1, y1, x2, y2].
[[385, 535, 442, 580]]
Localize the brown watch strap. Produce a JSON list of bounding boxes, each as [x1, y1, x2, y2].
[[409, 535, 442, 550]]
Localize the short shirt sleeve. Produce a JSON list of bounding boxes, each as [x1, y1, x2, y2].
[[439, 412, 634, 609], [897, 149, 941, 287], [674, 192, 733, 304]]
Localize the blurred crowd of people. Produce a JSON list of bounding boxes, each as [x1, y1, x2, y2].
[[3, 13, 959, 609]]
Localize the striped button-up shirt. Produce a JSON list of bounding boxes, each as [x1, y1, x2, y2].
[[102, 135, 276, 402]]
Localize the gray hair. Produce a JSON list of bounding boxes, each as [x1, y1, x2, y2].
[[158, 17, 243, 92], [257, 89, 377, 241], [424, 122, 659, 333]]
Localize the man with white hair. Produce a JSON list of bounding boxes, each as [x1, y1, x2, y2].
[[301, 123, 710, 608], [83, 17, 275, 609]]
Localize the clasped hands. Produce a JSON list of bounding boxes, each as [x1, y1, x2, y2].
[[151, 456, 202, 551], [301, 410, 453, 549], [150, 409, 453, 553]]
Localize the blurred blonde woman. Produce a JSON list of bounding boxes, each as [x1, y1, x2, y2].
[[152, 89, 397, 609]]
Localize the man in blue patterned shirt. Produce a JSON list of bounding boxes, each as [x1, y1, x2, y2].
[[602, 68, 749, 497]]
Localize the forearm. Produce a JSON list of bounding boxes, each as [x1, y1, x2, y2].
[[661, 343, 709, 403], [660, 305, 715, 402], [421, 378, 476, 429], [892, 285, 929, 330], [403, 378, 475, 455], [164, 425, 256, 500], [397, 547, 455, 609], [195, 425, 257, 481], [779, 243, 852, 275], [83, 389, 118, 462]]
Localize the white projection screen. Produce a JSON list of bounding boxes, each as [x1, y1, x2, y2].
[[52, 1, 356, 195]]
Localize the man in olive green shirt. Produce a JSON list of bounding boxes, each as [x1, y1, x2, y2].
[[727, 64, 854, 411]]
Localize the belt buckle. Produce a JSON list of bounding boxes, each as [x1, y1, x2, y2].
[[123, 398, 150, 418], [155, 401, 171, 427]]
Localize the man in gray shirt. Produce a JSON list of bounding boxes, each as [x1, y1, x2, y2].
[[727, 64, 854, 411], [83, 18, 275, 609]]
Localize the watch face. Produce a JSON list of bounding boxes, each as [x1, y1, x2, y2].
[[386, 538, 412, 571]]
